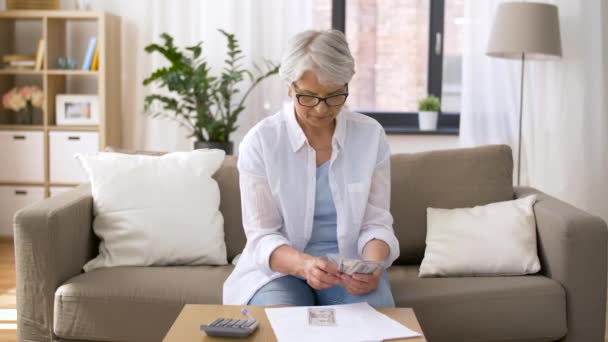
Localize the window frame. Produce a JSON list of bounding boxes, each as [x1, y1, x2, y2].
[[331, 0, 460, 134]]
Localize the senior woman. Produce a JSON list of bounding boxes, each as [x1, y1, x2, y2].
[[223, 29, 400, 307]]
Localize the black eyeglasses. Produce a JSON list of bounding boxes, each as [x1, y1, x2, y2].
[[292, 83, 349, 107]]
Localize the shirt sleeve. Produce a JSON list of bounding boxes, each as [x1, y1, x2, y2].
[[356, 128, 400, 268], [237, 131, 291, 276]]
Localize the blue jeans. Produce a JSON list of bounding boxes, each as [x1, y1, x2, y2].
[[248, 271, 395, 308]]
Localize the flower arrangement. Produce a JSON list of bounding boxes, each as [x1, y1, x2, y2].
[[2, 86, 44, 111], [2, 86, 43, 124]]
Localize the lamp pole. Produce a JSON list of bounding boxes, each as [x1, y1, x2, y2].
[[517, 53, 525, 186]]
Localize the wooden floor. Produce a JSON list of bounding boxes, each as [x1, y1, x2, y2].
[[0, 239, 16, 342], [0, 239, 606, 342]]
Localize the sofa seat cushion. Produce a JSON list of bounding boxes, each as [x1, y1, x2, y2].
[[54, 265, 234, 342], [389, 266, 567, 342], [53, 264, 567, 342]]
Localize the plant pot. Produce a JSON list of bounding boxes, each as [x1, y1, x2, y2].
[[194, 141, 234, 155], [418, 111, 438, 131], [13, 107, 33, 125]]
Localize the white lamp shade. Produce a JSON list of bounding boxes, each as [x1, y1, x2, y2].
[[487, 2, 562, 60]]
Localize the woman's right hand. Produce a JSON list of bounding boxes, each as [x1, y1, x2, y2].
[[301, 256, 340, 290]]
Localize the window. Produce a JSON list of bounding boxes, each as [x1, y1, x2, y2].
[[441, 0, 464, 113], [330, 0, 463, 133]]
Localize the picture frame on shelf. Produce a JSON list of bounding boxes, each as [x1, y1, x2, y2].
[[56, 94, 99, 125]]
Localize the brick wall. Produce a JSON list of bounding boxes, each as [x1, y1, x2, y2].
[[348, 0, 429, 112], [312, 0, 463, 113]]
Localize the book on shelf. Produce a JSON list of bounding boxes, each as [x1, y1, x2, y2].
[[91, 41, 99, 71], [82, 37, 97, 70], [2, 52, 37, 69], [35, 39, 45, 70], [4, 60, 36, 69], [2, 54, 35, 63], [10, 60, 35, 66]]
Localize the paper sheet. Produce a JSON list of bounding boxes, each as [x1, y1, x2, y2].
[[265, 302, 421, 342]]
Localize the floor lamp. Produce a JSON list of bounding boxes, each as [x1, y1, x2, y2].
[[486, 2, 562, 186]]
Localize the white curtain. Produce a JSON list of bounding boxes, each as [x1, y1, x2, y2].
[[73, 0, 315, 152], [460, 0, 608, 223]]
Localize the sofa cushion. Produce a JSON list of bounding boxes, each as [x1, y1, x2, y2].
[[391, 145, 514, 264], [54, 264, 566, 342], [54, 265, 234, 342], [389, 266, 567, 342], [98, 153, 247, 262], [420, 195, 540, 277], [76, 149, 228, 271]]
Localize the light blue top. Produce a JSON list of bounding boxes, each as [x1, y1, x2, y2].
[[303, 160, 339, 257]]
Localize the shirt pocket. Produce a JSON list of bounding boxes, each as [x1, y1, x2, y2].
[[347, 180, 371, 224]]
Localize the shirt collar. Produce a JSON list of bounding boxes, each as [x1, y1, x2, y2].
[[283, 101, 347, 153]]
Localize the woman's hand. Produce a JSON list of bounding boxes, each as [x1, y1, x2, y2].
[[339, 268, 383, 295], [302, 256, 341, 290]]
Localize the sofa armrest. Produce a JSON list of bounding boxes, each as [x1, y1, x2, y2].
[[515, 186, 608, 342], [14, 184, 96, 342]]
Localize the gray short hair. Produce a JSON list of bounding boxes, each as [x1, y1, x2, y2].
[[279, 29, 355, 86]]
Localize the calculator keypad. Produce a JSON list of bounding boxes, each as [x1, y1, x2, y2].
[[201, 317, 259, 338], [213, 319, 253, 328]]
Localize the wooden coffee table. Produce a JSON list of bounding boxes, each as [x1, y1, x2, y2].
[[163, 304, 426, 341]]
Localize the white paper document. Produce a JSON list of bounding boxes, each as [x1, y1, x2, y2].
[[265, 302, 422, 342]]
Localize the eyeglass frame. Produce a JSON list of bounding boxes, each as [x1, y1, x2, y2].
[[291, 82, 349, 107]]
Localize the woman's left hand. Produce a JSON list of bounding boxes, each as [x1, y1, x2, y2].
[[339, 268, 383, 296]]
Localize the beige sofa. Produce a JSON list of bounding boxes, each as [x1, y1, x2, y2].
[[14, 145, 607, 342]]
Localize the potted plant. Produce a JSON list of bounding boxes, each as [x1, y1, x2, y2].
[[2, 86, 43, 125], [418, 94, 441, 131], [142, 30, 279, 155]]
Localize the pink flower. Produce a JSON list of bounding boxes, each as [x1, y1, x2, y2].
[[31, 90, 44, 108], [2, 87, 25, 112], [2, 88, 17, 109], [3, 86, 42, 111], [19, 86, 32, 100], [2, 92, 10, 108]]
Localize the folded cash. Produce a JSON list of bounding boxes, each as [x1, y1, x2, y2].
[[308, 307, 336, 326], [326, 253, 383, 275]]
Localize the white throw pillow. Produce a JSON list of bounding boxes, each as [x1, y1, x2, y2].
[[419, 195, 540, 277], [76, 149, 228, 272]]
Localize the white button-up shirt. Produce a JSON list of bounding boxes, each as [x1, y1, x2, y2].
[[223, 101, 400, 305]]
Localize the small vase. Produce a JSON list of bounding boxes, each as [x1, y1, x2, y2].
[[14, 107, 33, 125]]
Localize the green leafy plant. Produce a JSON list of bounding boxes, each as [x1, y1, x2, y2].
[[418, 95, 441, 112], [142, 30, 279, 143]]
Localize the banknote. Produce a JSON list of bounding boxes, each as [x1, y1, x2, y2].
[[326, 253, 383, 275], [308, 307, 336, 326]]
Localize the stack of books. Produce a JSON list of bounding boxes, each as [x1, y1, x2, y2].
[[3, 54, 36, 69], [2, 39, 45, 70]]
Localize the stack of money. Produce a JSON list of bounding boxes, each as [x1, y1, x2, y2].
[[326, 253, 383, 275]]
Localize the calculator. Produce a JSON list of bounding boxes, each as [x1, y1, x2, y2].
[[200, 318, 259, 338]]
